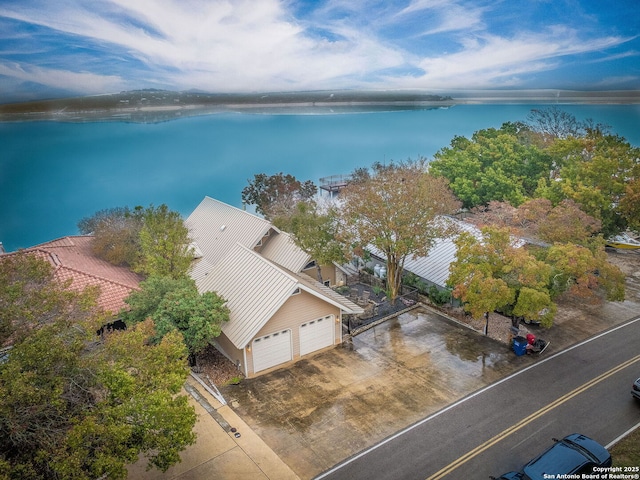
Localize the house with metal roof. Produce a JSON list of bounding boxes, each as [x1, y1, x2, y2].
[[186, 196, 363, 378], [365, 217, 481, 291]]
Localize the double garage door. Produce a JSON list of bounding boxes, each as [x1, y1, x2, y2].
[[252, 315, 335, 373]]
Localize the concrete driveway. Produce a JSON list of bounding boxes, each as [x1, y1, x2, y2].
[[220, 306, 527, 480]]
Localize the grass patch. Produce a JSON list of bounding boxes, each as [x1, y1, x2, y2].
[[610, 421, 640, 467]]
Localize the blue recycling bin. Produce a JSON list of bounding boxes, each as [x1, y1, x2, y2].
[[512, 336, 527, 356]]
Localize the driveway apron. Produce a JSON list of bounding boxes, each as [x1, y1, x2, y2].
[[220, 307, 526, 479]]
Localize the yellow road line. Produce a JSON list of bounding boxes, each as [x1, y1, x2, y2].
[[426, 354, 640, 480]]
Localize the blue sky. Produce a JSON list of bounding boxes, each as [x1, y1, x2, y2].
[[0, 0, 638, 101]]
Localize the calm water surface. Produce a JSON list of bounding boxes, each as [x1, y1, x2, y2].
[[1, 104, 639, 251]]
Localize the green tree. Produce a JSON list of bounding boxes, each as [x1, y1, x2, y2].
[[339, 160, 461, 301], [241, 172, 317, 219], [135, 204, 194, 279], [78, 206, 143, 267], [0, 318, 196, 480], [0, 252, 101, 346], [536, 132, 640, 236], [122, 276, 229, 357], [429, 123, 552, 209], [272, 200, 346, 282], [0, 256, 197, 479]]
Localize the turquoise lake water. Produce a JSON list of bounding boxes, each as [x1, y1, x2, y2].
[[1, 104, 639, 252]]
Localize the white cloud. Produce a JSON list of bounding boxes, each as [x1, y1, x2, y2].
[[388, 29, 628, 89], [0, 0, 636, 95], [0, 61, 128, 94]]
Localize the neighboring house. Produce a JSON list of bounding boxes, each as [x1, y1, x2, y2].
[[366, 217, 528, 291], [3, 236, 142, 315], [365, 217, 481, 291], [186, 196, 363, 378]]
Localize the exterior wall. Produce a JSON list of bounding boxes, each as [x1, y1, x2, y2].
[[245, 290, 341, 377], [302, 264, 339, 287], [213, 333, 246, 376]]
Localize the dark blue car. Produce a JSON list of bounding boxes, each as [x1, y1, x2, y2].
[[492, 433, 612, 480], [632, 377, 640, 401]]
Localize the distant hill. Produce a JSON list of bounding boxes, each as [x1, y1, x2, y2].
[[1, 89, 636, 123], [0, 89, 455, 123]]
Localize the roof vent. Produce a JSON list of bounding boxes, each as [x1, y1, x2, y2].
[[220, 225, 226, 232]]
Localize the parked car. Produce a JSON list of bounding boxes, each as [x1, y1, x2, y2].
[[491, 433, 612, 480], [632, 377, 640, 401]]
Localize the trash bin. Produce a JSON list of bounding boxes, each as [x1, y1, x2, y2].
[[512, 336, 527, 356]]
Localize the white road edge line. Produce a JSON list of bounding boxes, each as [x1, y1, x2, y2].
[[606, 420, 640, 449], [314, 315, 640, 480]]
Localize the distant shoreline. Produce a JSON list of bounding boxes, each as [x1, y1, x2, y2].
[[0, 89, 638, 123]]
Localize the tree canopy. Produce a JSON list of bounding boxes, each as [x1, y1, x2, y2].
[[272, 200, 346, 282], [448, 226, 556, 326], [535, 132, 640, 236], [241, 172, 317, 219], [447, 224, 625, 327], [0, 252, 101, 346], [338, 160, 461, 301], [471, 198, 602, 247], [0, 254, 197, 479], [429, 123, 553, 209], [78, 206, 143, 267], [79, 204, 194, 278], [121, 275, 229, 357], [135, 204, 193, 279]]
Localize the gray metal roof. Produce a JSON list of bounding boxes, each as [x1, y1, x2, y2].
[[187, 197, 362, 349], [199, 243, 299, 349], [198, 243, 362, 349], [185, 196, 275, 267], [368, 218, 480, 288], [259, 230, 311, 273]]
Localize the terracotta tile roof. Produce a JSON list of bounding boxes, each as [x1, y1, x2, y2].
[[33, 236, 141, 289], [6, 236, 142, 314]]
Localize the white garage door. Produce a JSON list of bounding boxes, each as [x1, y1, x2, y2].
[[252, 330, 292, 373], [300, 315, 334, 356]]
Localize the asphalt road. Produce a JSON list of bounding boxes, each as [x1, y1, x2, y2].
[[317, 316, 640, 480]]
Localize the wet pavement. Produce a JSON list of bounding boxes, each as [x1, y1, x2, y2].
[[219, 251, 640, 480], [220, 308, 525, 479]]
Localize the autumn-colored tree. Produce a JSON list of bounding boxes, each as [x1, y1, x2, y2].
[[449, 224, 625, 326], [241, 172, 317, 219], [536, 132, 640, 236], [543, 243, 625, 302], [78, 206, 143, 267], [429, 123, 552, 209], [472, 198, 602, 247], [448, 226, 556, 326], [272, 200, 346, 282], [122, 275, 229, 357], [619, 178, 640, 232], [339, 160, 461, 301]]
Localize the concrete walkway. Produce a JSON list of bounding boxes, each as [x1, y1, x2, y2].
[[127, 376, 299, 480]]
